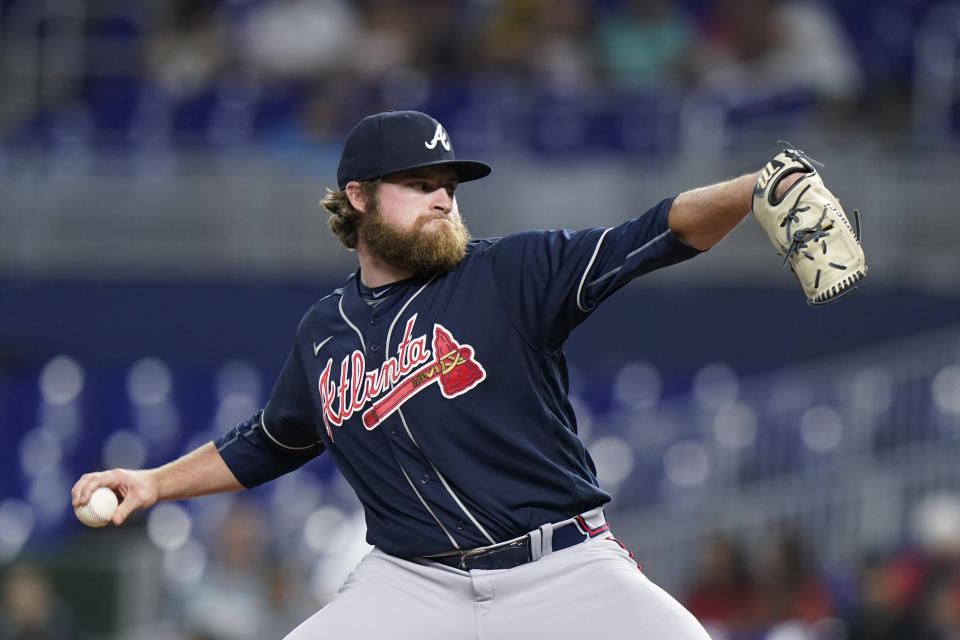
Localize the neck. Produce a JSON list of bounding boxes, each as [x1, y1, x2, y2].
[[356, 243, 413, 288]]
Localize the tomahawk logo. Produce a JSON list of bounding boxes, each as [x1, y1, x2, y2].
[[424, 123, 451, 151], [317, 316, 485, 438]]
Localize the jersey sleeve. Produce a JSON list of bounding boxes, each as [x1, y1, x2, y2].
[[214, 345, 325, 488], [489, 197, 701, 350]]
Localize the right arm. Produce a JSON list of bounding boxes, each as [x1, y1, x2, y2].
[[71, 442, 243, 525], [73, 330, 329, 526]]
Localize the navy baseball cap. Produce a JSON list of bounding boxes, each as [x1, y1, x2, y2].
[[336, 111, 492, 190]]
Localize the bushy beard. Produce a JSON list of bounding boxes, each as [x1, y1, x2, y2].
[[359, 203, 471, 276]]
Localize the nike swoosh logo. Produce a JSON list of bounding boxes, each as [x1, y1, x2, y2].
[[371, 288, 392, 299], [313, 336, 332, 357]]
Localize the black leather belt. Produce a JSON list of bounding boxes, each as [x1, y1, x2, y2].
[[425, 514, 609, 571]]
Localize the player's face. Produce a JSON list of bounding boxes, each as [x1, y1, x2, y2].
[[358, 166, 471, 275], [375, 166, 462, 231]]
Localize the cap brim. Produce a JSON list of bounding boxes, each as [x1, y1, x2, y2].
[[380, 159, 492, 184]]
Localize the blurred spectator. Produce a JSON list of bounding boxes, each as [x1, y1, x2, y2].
[[684, 533, 762, 636], [845, 552, 934, 640], [349, 0, 420, 80], [910, 493, 960, 640], [400, 0, 469, 77], [145, 0, 231, 99], [0, 563, 75, 640], [754, 529, 834, 628], [174, 499, 314, 640], [594, 0, 698, 89], [477, 0, 598, 90], [241, 0, 361, 81], [695, 0, 863, 106], [925, 578, 960, 639]]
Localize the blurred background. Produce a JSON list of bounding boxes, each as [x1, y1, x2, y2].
[[2, 0, 960, 638]]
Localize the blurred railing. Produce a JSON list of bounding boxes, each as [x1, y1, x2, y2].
[[0, 145, 957, 292], [913, 2, 960, 143], [603, 324, 960, 594]]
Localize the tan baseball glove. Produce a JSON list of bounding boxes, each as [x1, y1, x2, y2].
[[752, 146, 866, 306]]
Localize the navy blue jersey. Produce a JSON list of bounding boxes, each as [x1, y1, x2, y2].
[[215, 197, 700, 558]]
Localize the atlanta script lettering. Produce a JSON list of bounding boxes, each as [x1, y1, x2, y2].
[[317, 315, 486, 436]]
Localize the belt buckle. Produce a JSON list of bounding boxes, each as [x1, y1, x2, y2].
[[457, 537, 529, 570], [457, 546, 488, 570]]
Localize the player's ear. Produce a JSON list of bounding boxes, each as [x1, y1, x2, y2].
[[345, 181, 368, 213]]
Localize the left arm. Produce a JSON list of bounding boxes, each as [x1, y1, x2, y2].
[[668, 171, 802, 251], [667, 172, 758, 251]]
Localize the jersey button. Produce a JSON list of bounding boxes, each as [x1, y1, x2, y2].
[[420, 474, 430, 485], [370, 344, 380, 353], [456, 520, 466, 530], [370, 315, 380, 326], [390, 424, 400, 436]]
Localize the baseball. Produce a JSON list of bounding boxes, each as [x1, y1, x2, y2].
[[75, 487, 119, 528]]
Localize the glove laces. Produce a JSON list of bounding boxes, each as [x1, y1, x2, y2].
[[777, 140, 825, 168], [782, 203, 831, 267]]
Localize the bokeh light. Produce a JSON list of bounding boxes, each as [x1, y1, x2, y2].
[[712, 402, 758, 450], [302, 506, 349, 553], [27, 467, 72, 524], [19, 428, 63, 477], [147, 503, 193, 551], [799, 405, 844, 452], [911, 491, 960, 553], [102, 430, 148, 469], [663, 440, 710, 488], [37, 401, 81, 445], [213, 394, 259, 433], [0, 500, 35, 561], [271, 470, 324, 529], [39, 355, 84, 405], [613, 361, 661, 411], [127, 357, 174, 406], [590, 436, 635, 489], [850, 366, 896, 415], [134, 400, 181, 449], [214, 360, 262, 403], [692, 363, 739, 412], [931, 365, 960, 414], [308, 511, 372, 603], [568, 396, 594, 443], [162, 538, 208, 586]]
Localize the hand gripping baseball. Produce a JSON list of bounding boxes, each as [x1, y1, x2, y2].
[[71, 468, 159, 526], [752, 145, 867, 305]]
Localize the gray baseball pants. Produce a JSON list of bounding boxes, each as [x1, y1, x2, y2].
[[283, 527, 710, 639]]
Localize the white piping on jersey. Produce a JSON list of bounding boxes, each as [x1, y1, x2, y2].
[[338, 293, 366, 353], [398, 461, 461, 549], [585, 229, 672, 289], [379, 273, 462, 545], [259, 410, 320, 450], [384, 274, 437, 368], [313, 335, 332, 357], [399, 410, 497, 545], [576, 227, 614, 313], [380, 273, 493, 545]]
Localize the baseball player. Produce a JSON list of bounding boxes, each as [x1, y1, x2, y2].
[[72, 110, 843, 639]]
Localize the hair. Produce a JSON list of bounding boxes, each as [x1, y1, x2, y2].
[[321, 179, 382, 249]]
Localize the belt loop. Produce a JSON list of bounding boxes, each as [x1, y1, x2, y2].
[[538, 522, 554, 557], [528, 529, 543, 561], [587, 506, 605, 529]]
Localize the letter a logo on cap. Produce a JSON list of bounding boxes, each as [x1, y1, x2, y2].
[[424, 123, 451, 151]]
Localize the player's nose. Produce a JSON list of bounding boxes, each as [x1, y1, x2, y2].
[[430, 188, 453, 214]]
